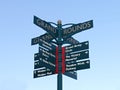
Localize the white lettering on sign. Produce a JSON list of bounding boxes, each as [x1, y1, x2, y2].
[[66, 55, 70, 58], [37, 73, 46, 77], [38, 69, 46, 73], [66, 67, 76, 71], [41, 34, 53, 41], [85, 51, 88, 54], [47, 71, 52, 75], [34, 60, 39, 62], [65, 49, 72, 53], [66, 57, 77, 61], [66, 46, 73, 49], [31, 34, 53, 45], [66, 64, 76, 67], [40, 48, 55, 58], [47, 69, 50, 71], [34, 62, 38, 66], [85, 42, 88, 45], [49, 62, 55, 67], [66, 37, 79, 44], [71, 53, 81, 57], [63, 20, 92, 36], [36, 18, 57, 34], [42, 59, 48, 64], [41, 58, 55, 67], [77, 61, 85, 65], [86, 60, 90, 64], [34, 61, 39, 65], [42, 43, 52, 50], [40, 39, 52, 47], [42, 53, 49, 58], [65, 43, 82, 50], [34, 54, 38, 58], [74, 44, 82, 48], [65, 53, 81, 60]]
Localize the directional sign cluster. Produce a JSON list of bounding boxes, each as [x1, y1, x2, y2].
[[31, 16, 93, 79], [60, 41, 90, 73], [33, 38, 56, 78]]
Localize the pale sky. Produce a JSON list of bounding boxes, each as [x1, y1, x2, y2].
[[0, 0, 120, 90]]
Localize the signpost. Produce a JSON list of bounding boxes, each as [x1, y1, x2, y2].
[[31, 16, 93, 90]]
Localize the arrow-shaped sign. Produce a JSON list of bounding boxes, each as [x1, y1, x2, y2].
[[31, 33, 80, 45], [62, 20, 93, 39], [65, 41, 89, 53], [34, 58, 55, 70], [65, 50, 89, 62], [38, 38, 56, 51], [34, 52, 55, 67], [31, 33, 54, 45], [34, 16, 58, 38], [34, 67, 55, 78], [65, 60, 90, 72], [39, 47, 55, 58], [34, 47, 56, 69]]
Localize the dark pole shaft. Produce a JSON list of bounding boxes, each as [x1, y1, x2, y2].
[[57, 73, 62, 90], [57, 20, 62, 90]]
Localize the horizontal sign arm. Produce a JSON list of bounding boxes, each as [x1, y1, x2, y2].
[[62, 20, 93, 39], [34, 16, 58, 38]]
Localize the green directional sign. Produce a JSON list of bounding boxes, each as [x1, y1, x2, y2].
[[65, 41, 89, 53], [65, 50, 89, 62], [65, 60, 90, 72], [39, 47, 55, 58], [31, 33, 54, 45], [62, 20, 93, 39], [31, 33, 80, 45], [34, 16, 58, 38], [34, 60, 44, 69], [38, 38, 56, 50], [34, 67, 55, 78], [39, 53, 55, 63], [34, 55, 55, 70], [34, 53, 55, 69], [34, 53, 39, 60]]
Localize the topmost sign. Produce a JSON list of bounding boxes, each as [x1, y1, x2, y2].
[[62, 20, 93, 39], [34, 16, 58, 38], [34, 16, 93, 41]]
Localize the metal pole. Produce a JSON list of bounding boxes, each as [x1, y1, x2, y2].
[[57, 20, 62, 90]]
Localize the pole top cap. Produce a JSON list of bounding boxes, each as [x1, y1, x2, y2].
[[57, 20, 62, 24]]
